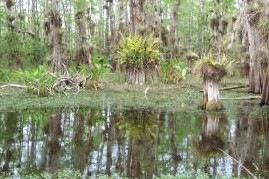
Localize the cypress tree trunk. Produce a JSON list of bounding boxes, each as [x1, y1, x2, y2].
[[50, 0, 64, 75], [240, 0, 262, 94], [200, 64, 226, 111], [169, 0, 180, 59], [260, 71, 269, 105], [259, 1, 269, 105], [6, 0, 22, 69], [75, 5, 93, 68], [130, 0, 145, 36]]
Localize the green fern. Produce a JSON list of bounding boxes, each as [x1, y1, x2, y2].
[[117, 36, 162, 68]]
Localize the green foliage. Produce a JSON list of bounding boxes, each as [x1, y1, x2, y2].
[[0, 32, 48, 68], [192, 53, 227, 79], [78, 64, 91, 76], [0, 69, 14, 81], [9, 169, 82, 179], [0, 8, 6, 33], [117, 36, 162, 68], [90, 55, 110, 81], [79, 55, 111, 89], [0, 32, 24, 67], [15, 65, 56, 96], [160, 59, 187, 84], [74, 0, 89, 11], [24, 38, 48, 66]]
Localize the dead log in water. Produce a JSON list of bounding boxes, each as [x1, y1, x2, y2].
[[200, 84, 249, 92]]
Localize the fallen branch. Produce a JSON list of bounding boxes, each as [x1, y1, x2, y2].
[[200, 84, 249, 92], [221, 84, 249, 91], [52, 72, 88, 93], [221, 96, 261, 100], [0, 84, 27, 89]]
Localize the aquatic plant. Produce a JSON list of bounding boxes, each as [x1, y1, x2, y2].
[[0, 69, 14, 81]]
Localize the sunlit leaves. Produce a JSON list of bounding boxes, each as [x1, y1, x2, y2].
[[117, 36, 162, 68], [15, 65, 56, 96]]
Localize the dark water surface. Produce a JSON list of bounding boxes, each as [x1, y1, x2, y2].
[[0, 102, 268, 178]]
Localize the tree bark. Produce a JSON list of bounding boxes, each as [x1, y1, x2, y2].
[[260, 1, 269, 105], [240, 0, 262, 94], [202, 79, 223, 110], [75, 4, 93, 68], [6, 0, 22, 69], [260, 71, 269, 105], [50, 0, 64, 75], [200, 65, 226, 111], [169, 0, 180, 59], [130, 0, 145, 36]]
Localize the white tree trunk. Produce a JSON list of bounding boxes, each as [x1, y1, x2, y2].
[[205, 80, 220, 102]]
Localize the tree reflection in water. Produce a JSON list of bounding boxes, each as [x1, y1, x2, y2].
[[1, 105, 269, 178], [43, 109, 62, 173], [229, 103, 269, 178], [117, 107, 159, 179], [192, 112, 227, 176], [0, 112, 19, 172]]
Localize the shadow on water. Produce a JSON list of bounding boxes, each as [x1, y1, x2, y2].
[[0, 102, 269, 178]]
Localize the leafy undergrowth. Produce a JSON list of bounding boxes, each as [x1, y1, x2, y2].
[[0, 73, 259, 113]]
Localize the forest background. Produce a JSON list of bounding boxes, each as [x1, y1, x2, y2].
[[0, 0, 268, 106]]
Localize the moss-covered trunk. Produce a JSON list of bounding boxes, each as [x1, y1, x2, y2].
[[75, 7, 93, 68]]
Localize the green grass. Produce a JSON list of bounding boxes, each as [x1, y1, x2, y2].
[[0, 71, 259, 113], [0, 82, 199, 112]]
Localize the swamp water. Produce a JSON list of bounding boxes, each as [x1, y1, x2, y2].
[[0, 102, 268, 178]]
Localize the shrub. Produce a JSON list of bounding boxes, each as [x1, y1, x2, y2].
[[160, 59, 187, 84]]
